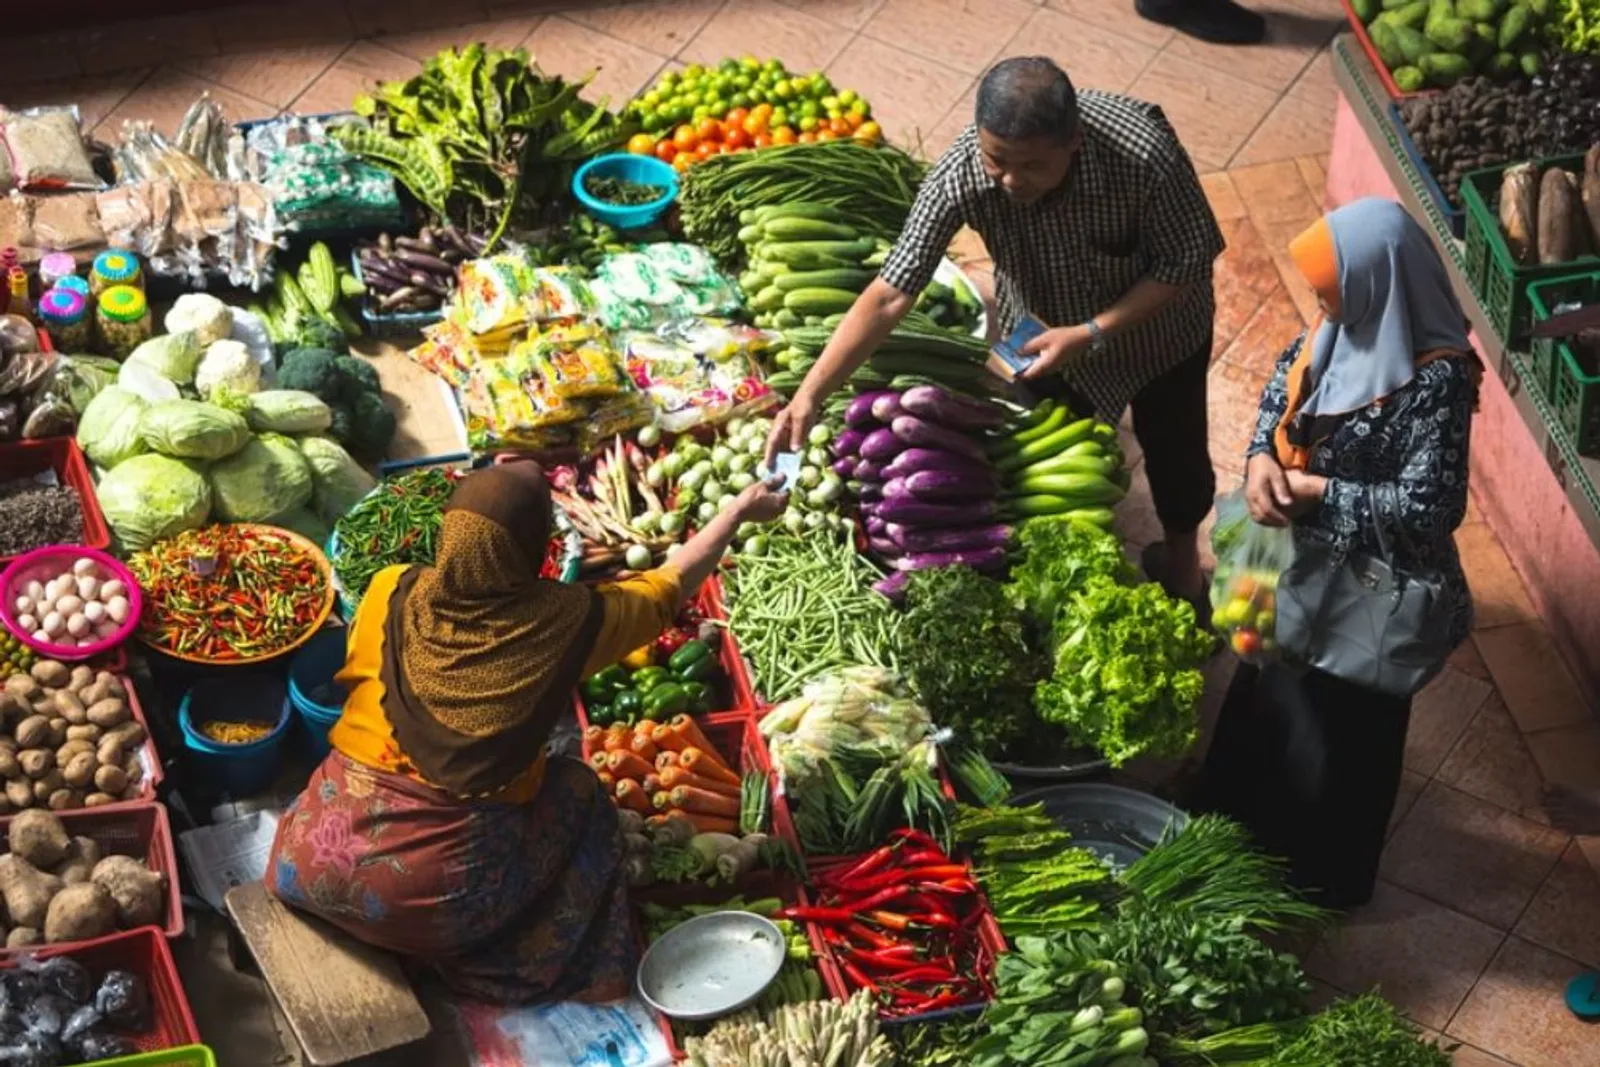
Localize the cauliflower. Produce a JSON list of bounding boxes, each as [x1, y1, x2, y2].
[[164, 293, 234, 347], [194, 339, 262, 401]]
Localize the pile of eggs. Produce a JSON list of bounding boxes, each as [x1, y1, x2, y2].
[[13, 558, 132, 649]]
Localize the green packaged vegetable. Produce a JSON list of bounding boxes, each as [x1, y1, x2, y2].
[[97, 453, 212, 551], [1498, 3, 1531, 47], [1519, 49, 1543, 76], [1456, 0, 1501, 19], [298, 435, 376, 524], [1391, 23, 1437, 61], [1424, 14, 1474, 50], [121, 330, 205, 385], [140, 399, 251, 461], [1370, 20, 1407, 67], [1420, 51, 1473, 83], [246, 389, 334, 434], [1385, 0, 1431, 27]]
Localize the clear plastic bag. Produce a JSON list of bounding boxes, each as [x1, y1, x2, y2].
[[1209, 488, 1292, 664]]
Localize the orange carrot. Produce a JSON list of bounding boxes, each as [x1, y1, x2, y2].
[[642, 773, 662, 796], [678, 811, 739, 834], [659, 765, 739, 797], [615, 779, 653, 814], [588, 752, 609, 773], [629, 730, 658, 762], [655, 750, 681, 772], [669, 785, 740, 817], [596, 771, 615, 790], [681, 748, 741, 787], [668, 714, 717, 757], [602, 729, 631, 754], [646, 813, 668, 830], [582, 725, 605, 751], [653, 722, 688, 753], [653, 791, 673, 811], [606, 749, 654, 780]]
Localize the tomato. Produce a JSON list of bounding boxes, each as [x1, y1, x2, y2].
[[753, 132, 773, 149], [723, 127, 751, 150], [654, 140, 678, 163], [829, 116, 852, 137], [672, 124, 699, 151], [816, 129, 838, 141], [725, 106, 750, 128], [697, 118, 723, 142], [797, 130, 818, 143], [771, 125, 797, 145], [672, 154, 692, 174], [1230, 628, 1262, 657], [626, 132, 655, 155], [695, 141, 718, 160], [845, 111, 865, 131]]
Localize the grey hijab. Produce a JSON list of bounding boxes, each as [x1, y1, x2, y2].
[[1299, 198, 1470, 421]]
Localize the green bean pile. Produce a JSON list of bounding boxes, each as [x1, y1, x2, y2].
[[723, 529, 901, 702]]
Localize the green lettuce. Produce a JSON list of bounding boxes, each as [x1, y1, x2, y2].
[[1007, 518, 1136, 632]]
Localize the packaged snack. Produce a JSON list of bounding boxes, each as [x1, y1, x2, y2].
[[532, 321, 624, 400], [663, 318, 778, 363], [524, 267, 595, 322], [578, 390, 655, 454], [456, 255, 536, 335], [408, 319, 478, 387], [1, 106, 103, 191], [620, 331, 725, 433], [641, 242, 722, 285]]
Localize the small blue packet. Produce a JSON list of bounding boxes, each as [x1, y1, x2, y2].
[[987, 314, 1049, 381]]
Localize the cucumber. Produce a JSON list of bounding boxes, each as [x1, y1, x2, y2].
[[773, 268, 875, 293], [753, 285, 787, 313], [737, 223, 765, 245], [782, 287, 860, 315], [772, 308, 802, 329], [762, 217, 860, 242], [756, 202, 849, 224], [759, 239, 875, 266], [307, 242, 338, 312]]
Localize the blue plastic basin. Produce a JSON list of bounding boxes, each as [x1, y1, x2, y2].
[[178, 675, 291, 797], [572, 153, 678, 230], [288, 626, 348, 760]]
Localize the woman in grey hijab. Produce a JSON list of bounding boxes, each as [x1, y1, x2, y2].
[[1194, 198, 1480, 909]]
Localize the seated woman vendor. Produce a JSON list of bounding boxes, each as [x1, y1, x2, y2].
[[266, 461, 787, 1004]]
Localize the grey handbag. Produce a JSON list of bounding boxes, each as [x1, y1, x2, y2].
[[1275, 488, 1459, 697]]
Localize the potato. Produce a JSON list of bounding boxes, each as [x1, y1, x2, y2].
[[83, 794, 115, 808], [0, 855, 63, 928], [18, 751, 53, 780], [45, 790, 78, 811], [9, 809, 70, 868], [55, 740, 94, 765], [0, 693, 26, 723], [66, 666, 93, 694], [46, 719, 67, 747], [32, 771, 63, 803], [93, 673, 124, 701], [51, 691, 87, 726], [85, 700, 128, 729], [3, 676, 40, 703], [44, 881, 117, 942], [0, 750, 20, 780], [92, 765, 127, 796], [94, 736, 122, 767], [90, 855, 165, 928], [67, 725, 101, 744], [4, 782, 33, 810], [14, 716, 50, 749], [5, 927, 39, 948], [28, 661, 68, 690], [61, 753, 95, 789], [77, 680, 112, 708], [52, 837, 101, 885], [123, 756, 143, 784], [0, 736, 16, 753], [104, 722, 145, 749]]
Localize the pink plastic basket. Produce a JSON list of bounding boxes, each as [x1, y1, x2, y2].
[[0, 545, 142, 661]]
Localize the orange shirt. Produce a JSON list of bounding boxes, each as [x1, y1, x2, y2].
[[329, 565, 682, 804]]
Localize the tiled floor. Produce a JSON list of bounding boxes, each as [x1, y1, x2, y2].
[[4, 2, 1598, 1064]]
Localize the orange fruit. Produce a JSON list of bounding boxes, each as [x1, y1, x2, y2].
[[798, 130, 818, 143], [725, 106, 750, 128], [672, 154, 692, 174], [771, 125, 797, 145], [626, 133, 656, 155], [695, 141, 718, 160], [753, 132, 774, 148], [816, 129, 837, 141], [697, 118, 723, 142], [829, 116, 852, 137], [855, 120, 882, 142], [654, 140, 678, 163], [724, 127, 751, 150], [673, 124, 699, 151]]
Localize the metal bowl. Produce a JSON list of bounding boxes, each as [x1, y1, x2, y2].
[[1011, 782, 1187, 871], [636, 911, 786, 1021]]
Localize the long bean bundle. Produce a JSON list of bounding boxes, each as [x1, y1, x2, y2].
[[723, 529, 902, 702], [679, 140, 926, 262]]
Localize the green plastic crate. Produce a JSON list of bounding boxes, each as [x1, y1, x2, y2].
[[1531, 273, 1600, 456], [1527, 273, 1599, 410], [99, 1046, 216, 1067], [1458, 154, 1600, 350]]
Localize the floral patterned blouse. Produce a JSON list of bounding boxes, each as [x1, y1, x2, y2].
[[1247, 332, 1476, 647]]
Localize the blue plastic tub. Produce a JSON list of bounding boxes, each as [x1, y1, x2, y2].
[[288, 626, 348, 760], [178, 675, 292, 797], [572, 154, 678, 230]]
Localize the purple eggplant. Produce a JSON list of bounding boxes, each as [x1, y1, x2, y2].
[[882, 447, 993, 481], [832, 457, 858, 478], [860, 427, 905, 463], [865, 515, 888, 537], [872, 571, 912, 603], [886, 523, 1012, 554], [868, 535, 901, 556], [833, 429, 867, 458], [890, 415, 986, 462], [900, 385, 1007, 430], [846, 392, 896, 429], [870, 393, 904, 423], [883, 477, 907, 500], [877, 495, 997, 525], [905, 468, 998, 501], [893, 546, 1007, 573], [858, 484, 883, 504], [855, 460, 885, 482]]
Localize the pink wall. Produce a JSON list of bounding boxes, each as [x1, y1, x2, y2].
[[1328, 100, 1600, 693]]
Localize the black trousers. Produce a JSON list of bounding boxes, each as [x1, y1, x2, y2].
[[1194, 662, 1412, 909], [1025, 342, 1217, 536]]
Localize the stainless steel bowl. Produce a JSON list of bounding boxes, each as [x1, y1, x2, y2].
[[636, 911, 786, 1021]]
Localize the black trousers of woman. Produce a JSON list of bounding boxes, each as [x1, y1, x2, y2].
[[1194, 662, 1412, 910]]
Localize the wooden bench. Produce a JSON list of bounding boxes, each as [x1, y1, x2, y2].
[[225, 882, 431, 1066]]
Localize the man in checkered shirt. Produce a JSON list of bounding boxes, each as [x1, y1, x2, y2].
[[767, 56, 1225, 609]]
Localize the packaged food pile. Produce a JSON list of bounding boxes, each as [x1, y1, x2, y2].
[[233, 115, 404, 234]]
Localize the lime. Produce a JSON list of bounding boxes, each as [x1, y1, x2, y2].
[[850, 98, 869, 116], [741, 55, 761, 69], [821, 95, 839, 110], [763, 58, 784, 73], [719, 58, 739, 73], [748, 87, 767, 104], [799, 114, 818, 131], [770, 106, 788, 127], [792, 75, 812, 94], [799, 99, 819, 119], [659, 70, 679, 87], [684, 63, 705, 78], [731, 92, 751, 110], [642, 90, 662, 107], [839, 88, 858, 105], [692, 105, 711, 120]]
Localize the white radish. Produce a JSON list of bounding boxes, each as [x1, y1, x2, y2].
[[105, 597, 129, 625], [100, 579, 127, 600], [72, 558, 97, 577], [42, 612, 64, 637], [66, 614, 89, 638], [83, 602, 105, 624], [55, 594, 83, 616]]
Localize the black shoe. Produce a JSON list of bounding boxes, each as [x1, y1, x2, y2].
[[1136, 0, 1268, 44]]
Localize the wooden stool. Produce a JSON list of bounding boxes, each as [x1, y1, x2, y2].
[[225, 882, 431, 1066]]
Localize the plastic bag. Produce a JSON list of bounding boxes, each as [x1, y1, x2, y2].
[[532, 322, 624, 400], [1, 106, 103, 191], [1209, 489, 1292, 664]]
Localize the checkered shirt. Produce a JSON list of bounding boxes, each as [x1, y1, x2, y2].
[[879, 90, 1224, 417]]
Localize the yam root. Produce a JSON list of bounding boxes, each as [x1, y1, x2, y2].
[[0, 855, 63, 928], [53, 837, 102, 885], [1500, 162, 1539, 264], [1584, 145, 1600, 253], [90, 855, 165, 928], [5, 927, 39, 948], [44, 882, 117, 943], [10, 809, 71, 868], [1538, 167, 1588, 265]]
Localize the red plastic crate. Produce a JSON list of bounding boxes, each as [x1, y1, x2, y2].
[[0, 802, 184, 949], [1339, 0, 1436, 103], [0, 436, 112, 569], [1, 926, 200, 1053]]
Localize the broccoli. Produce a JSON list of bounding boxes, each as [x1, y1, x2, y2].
[[334, 355, 381, 402], [327, 403, 353, 444], [278, 348, 342, 403], [278, 311, 346, 356], [348, 393, 397, 459]]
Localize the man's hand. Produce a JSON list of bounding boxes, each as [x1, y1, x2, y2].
[[1245, 452, 1294, 527], [732, 476, 789, 524], [1018, 324, 1096, 380], [764, 394, 819, 468]]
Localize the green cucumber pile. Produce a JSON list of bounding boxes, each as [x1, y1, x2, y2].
[[991, 400, 1130, 529]]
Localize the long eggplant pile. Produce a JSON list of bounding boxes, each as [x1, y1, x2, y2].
[[354, 227, 482, 316], [990, 400, 1128, 528]]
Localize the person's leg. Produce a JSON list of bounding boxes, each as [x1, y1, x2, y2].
[[1137, 0, 1267, 45], [1131, 342, 1216, 608]]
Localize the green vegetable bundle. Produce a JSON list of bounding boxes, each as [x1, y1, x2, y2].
[[953, 803, 1110, 936], [1164, 993, 1454, 1066], [340, 44, 636, 247]]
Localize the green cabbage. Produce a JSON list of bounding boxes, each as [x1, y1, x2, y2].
[[76, 387, 149, 469], [140, 399, 251, 460], [246, 390, 333, 434], [298, 435, 376, 523], [97, 453, 212, 551], [122, 330, 205, 385], [208, 433, 313, 522]]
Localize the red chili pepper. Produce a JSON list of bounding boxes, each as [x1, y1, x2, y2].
[[846, 945, 920, 969], [776, 905, 855, 925], [864, 910, 913, 932], [835, 884, 912, 913], [889, 828, 942, 850], [846, 922, 898, 951], [902, 989, 974, 1013], [841, 960, 879, 994], [828, 843, 900, 887], [879, 963, 959, 984]]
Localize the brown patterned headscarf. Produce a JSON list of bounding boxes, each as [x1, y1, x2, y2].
[[380, 463, 601, 798]]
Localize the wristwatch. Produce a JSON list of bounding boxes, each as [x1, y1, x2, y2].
[[1084, 319, 1107, 356]]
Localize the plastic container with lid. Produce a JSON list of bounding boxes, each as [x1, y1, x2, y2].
[[36, 287, 91, 351], [54, 274, 91, 298], [97, 284, 152, 359], [90, 249, 143, 296], [38, 251, 77, 291]]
